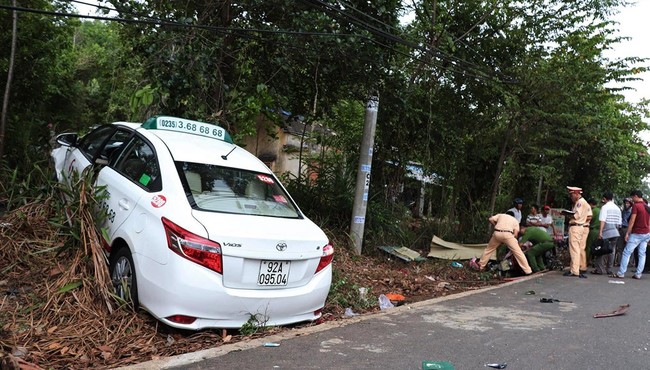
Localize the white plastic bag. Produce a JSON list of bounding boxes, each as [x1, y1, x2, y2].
[[378, 294, 395, 310]]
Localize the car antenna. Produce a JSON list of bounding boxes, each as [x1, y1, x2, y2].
[[221, 146, 236, 160]]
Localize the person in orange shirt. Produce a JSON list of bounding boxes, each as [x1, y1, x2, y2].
[[564, 186, 592, 278], [471, 211, 532, 274]]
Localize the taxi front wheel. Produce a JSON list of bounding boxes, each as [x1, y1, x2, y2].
[[109, 247, 139, 309]]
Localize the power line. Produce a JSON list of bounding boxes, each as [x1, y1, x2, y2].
[[298, 0, 513, 82], [0, 3, 511, 83], [0, 4, 356, 38]]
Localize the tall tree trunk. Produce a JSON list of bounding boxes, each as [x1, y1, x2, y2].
[[0, 0, 18, 159], [488, 124, 513, 233]]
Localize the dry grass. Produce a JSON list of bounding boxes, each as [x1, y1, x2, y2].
[[0, 191, 517, 369], [0, 193, 234, 369]]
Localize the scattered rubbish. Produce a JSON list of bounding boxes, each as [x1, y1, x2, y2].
[[451, 261, 463, 268], [382, 293, 406, 306], [379, 246, 426, 262], [540, 298, 573, 303], [593, 304, 630, 318], [485, 363, 507, 369], [264, 342, 281, 347], [425, 275, 437, 282], [422, 360, 455, 369], [437, 281, 452, 290], [344, 307, 358, 317], [525, 290, 536, 295], [608, 280, 625, 285], [378, 294, 395, 310], [358, 287, 367, 300]]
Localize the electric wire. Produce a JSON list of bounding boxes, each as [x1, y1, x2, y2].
[[299, 0, 512, 82], [0, 3, 511, 83]]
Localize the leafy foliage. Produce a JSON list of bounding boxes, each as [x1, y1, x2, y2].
[[1, 0, 649, 244]]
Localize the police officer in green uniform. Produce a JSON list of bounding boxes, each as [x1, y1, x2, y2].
[[586, 198, 600, 267], [519, 226, 555, 272]]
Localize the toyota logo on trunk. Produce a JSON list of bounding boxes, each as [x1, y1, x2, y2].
[[276, 242, 287, 251]]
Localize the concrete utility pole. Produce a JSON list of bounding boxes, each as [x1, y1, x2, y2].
[[350, 95, 379, 255]]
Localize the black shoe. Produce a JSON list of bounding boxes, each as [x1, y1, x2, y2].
[[579, 273, 588, 279], [563, 271, 572, 276]]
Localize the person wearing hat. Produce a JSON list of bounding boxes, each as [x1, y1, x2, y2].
[[539, 205, 556, 236], [508, 198, 524, 224], [614, 190, 650, 279], [564, 186, 592, 278]]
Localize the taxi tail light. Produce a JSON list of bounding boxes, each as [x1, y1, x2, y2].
[[166, 315, 197, 325], [315, 243, 334, 274], [162, 217, 223, 274]]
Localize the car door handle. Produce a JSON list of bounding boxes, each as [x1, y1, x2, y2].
[[118, 199, 131, 211]]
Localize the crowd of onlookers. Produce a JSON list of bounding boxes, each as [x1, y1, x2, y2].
[[470, 188, 649, 280]]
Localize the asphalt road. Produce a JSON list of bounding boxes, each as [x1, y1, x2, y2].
[[119, 271, 650, 370]]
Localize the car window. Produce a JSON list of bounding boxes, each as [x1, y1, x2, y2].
[[179, 162, 301, 218], [78, 126, 116, 160], [101, 129, 133, 163], [114, 136, 161, 192], [77, 126, 132, 163]]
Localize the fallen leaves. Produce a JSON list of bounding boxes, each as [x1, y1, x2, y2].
[[0, 199, 505, 369]]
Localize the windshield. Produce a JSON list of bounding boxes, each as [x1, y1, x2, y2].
[[178, 162, 301, 218]]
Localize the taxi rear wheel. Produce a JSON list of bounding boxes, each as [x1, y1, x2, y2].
[[109, 247, 139, 308]]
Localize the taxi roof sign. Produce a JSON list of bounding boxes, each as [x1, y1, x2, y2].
[[142, 116, 233, 144]]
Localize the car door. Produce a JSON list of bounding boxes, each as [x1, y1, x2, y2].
[[60, 125, 131, 185], [96, 135, 162, 245]]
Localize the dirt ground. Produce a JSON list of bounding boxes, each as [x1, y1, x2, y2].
[[0, 202, 518, 370]]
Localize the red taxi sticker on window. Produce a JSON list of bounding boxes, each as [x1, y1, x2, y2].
[[151, 195, 167, 208], [273, 195, 287, 203], [257, 174, 275, 184]]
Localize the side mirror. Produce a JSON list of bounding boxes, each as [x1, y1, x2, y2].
[[55, 133, 78, 147]]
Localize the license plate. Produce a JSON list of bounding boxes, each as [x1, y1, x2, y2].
[[258, 260, 290, 286]]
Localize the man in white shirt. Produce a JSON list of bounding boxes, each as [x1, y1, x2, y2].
[[526, 204, 543, 228], [539, 205, 555, 235], [594, 191, 622, 275], [507, 198, 524, 224]]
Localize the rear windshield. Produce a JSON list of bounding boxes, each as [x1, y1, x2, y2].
[[179, 162, 301, 218]]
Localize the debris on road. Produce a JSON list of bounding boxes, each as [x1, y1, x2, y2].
[[422, 360, 455, 369], [539, 297, 573, 303], [593, 304, 630, 318]]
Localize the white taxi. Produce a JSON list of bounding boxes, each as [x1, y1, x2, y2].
[[51, 116, 334, 330]]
